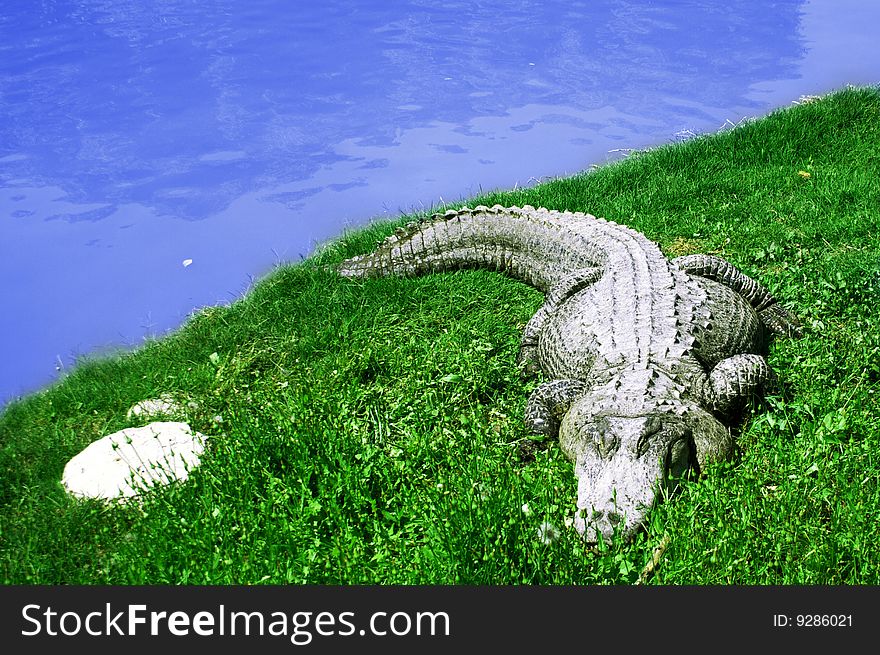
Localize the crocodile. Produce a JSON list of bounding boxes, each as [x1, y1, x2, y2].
[[339, 205, 801, 543]]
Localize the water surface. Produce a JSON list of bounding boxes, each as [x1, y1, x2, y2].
[[2, 0, 879, 407]]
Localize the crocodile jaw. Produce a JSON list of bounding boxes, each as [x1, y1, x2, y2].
[[572, 448, 673, 544]]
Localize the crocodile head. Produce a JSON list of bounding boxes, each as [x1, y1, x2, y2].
[[559, 397, 732, 544]]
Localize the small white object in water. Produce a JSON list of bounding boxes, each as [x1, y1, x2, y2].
[[182, 258, 193, 267], [62, 422, 208, 501]]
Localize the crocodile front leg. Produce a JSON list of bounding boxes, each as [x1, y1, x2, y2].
[[673, 254, 802, 337], [517, 267, 602, 376], [524, 378, 588, 438], [700, 353, 771, 415]]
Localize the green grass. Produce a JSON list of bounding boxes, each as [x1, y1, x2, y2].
[[2, 86, 880, 584]]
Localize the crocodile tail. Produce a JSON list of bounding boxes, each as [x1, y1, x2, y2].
[[338, 204, 605, 292]]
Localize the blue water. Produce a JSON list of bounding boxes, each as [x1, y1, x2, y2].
[[1, 0, 878, 408]]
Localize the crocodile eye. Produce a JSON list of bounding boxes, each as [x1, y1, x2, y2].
[[596, 430, 619, 458], [591, 417, 618, 457], [637, 417, 663, 457]]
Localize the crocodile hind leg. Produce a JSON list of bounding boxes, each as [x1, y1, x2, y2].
[[700, 353, 772, 415], [517, 268, 602, 376], [673, 254, 802, 337]]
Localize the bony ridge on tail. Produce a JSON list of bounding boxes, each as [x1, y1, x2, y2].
[[339, 205, 801, 544]]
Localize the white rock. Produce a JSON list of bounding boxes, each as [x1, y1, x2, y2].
[[62, 421, 208, 501], [126, 394, 182, 420]]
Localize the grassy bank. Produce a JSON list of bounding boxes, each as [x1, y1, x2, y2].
[[2, 86, 879, 584]]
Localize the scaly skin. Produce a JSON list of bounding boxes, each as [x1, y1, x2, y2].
[[340, 205, 801, 543]]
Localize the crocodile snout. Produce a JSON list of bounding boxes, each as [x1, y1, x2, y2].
[[579, 508, 624, 543], [567, 416, 694, 544], [575, 510, 624, 544], [572, 453, 661, 544]]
